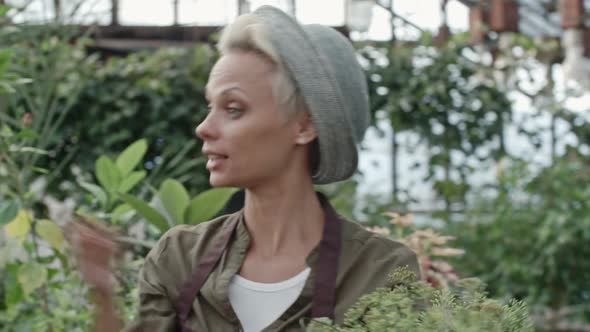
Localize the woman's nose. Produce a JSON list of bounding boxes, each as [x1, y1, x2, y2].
[[195, 112, 216, 141]]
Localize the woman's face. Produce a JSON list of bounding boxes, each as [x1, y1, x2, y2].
[[196, 50, 314, 188]]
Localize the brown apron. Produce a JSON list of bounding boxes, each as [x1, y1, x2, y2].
[[175, 194, 342, 332]]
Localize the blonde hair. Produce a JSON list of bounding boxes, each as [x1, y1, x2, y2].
[[217, 14, 307, 114]]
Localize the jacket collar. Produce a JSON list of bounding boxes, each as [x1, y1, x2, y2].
[[200, 192, 341, 326]]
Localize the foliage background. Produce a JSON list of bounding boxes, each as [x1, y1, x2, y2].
[[1, 2, 589, 331]]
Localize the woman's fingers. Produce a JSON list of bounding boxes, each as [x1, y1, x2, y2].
[[65, 221, 119, 291], [68, 221, 118, 255], [78, 257, 116, 289]]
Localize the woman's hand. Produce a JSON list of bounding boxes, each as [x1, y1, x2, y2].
[[66, 217, 118, 294], [66, 217, 123, 331]]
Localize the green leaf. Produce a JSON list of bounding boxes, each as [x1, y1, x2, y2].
[[15, 129, 39, 139], [95, 156, 121, 191], [14, 78, 33, 85], [31, 166, 49, 174], [0, 48, 13, 77], [116, 139, 147, 177], [36, 219, 64, 252], [120, 193, 169, 233], [118, 170, 146, 194], [17, 262, 47, 296], [9, 146, 48, 154], [159, 179, 190, 225], [0, 238, 23, 269], [111, 203, 133, 223], [0, 124, 13, 137], [0, 201, 19, 226], [185, 188, 238, 225], [4, 264, 24, 307], [0, 5, 9, 17], [4, 210, 31, 244], [0, 81, 15, 94], [79, 182, 108, 208]]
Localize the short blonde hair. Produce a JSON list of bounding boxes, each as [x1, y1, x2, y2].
[[217, 14, 307, 114]]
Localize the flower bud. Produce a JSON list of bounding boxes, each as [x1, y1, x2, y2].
[[22, 112, 32, 127]]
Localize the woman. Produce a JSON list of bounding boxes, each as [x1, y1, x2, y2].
[[73, 5, 420, 332]]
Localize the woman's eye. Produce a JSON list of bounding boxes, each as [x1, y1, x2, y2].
[[227, 107, 243, 117]]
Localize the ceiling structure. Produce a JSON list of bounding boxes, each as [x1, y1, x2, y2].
[[457, 0, 589, 37], [7, 0, 590, 53]]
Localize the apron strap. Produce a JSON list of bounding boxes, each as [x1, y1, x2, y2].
[[175, 192, 342, 330], [311, 193, 341, 320], [176, 217, 239, 331]]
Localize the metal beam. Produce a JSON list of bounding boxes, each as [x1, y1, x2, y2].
[[111, 0, 119, 26]]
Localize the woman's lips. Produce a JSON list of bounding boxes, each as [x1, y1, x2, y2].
[[206, 154, 228, 170]]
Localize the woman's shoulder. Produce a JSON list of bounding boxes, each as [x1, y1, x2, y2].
[[341, 217, 414, 253], [339, 216, 420, 276], [332, 216, 421, 322]]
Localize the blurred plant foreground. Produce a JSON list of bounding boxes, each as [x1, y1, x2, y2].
[[1, 1, 590, 331]]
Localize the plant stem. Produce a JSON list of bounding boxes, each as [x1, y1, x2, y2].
[[0, 142, 26, 200], [30, 220, 54, 331]]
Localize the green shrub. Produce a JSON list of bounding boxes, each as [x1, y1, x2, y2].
[[61, 46, 216, 195], [449, 157, 590, 328], [5, 27, 216, 197], [307, 267, 534, 332]]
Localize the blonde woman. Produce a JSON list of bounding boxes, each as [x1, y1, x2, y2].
[[73, 5, 420, 332]]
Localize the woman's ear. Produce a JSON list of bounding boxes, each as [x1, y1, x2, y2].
[[295, 112, 317, 145]]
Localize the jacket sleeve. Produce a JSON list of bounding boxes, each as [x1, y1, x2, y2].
[[125, 237, 178, 332]]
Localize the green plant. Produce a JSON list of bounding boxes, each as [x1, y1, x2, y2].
[[120, 179, 237, 234], [0, 9, 91, 329], [80, 139, 237, 236], [1, 123, 84, 331], [449, 157, 590, 329], [3, 24, 215, 199], [307, 267, 533, 332], [59, 46, 216, 197], [1, 133, 238, 329], [359, 34, 512, 209], [1, 25, 98, 196], [78, 139, 148, 213]]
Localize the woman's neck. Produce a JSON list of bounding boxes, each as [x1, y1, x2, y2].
[[243, 181, 324, 259]]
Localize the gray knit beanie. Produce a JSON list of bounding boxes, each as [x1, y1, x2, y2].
[[252, 6, 370, 184]]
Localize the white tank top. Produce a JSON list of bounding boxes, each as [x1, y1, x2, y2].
[[228, 267, 311, 332]]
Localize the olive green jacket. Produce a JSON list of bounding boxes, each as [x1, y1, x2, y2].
[[128, 209, 419, 331]]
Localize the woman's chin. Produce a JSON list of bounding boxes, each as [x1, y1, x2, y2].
[[209, 174, 235, 188]]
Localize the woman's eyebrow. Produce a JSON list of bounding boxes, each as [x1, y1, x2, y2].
[[220, 87, 243, 97], [206, 86, 244, 99]]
